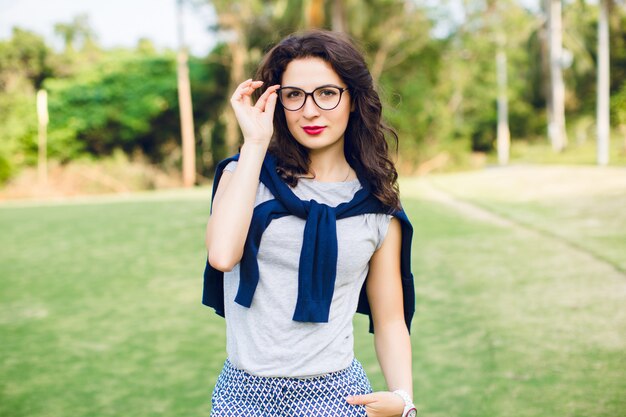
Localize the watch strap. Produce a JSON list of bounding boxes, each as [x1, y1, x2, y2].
[[393, 390, 416, 417]]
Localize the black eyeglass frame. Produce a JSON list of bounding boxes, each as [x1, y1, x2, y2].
[[276, 85, 349, 111]]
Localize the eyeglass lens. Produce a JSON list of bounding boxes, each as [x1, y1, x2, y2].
[[279, 86, 343, 111]]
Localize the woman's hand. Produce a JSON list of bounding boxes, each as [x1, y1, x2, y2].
[[230, 79, 280, 147], [346, 391, 405, 417]]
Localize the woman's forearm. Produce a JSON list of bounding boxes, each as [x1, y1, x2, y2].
[[374, 318, 414, 400], [206, 142, 267, 271]]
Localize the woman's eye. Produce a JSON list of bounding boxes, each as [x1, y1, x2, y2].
[[286, 91, 302, 99], [319, 89, 337, 96]]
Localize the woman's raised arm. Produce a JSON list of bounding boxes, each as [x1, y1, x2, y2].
[[205, 80, 279, 271]]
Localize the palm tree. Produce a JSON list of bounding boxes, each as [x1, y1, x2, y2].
[[176, 0, 196, 187], [332, 0, 347, 32], [212, 0, 254, 155], [597, 0, 610, 165], [306, 0, 325, 28], [496, 34, 510, 166], [53, 14, 96, 53], [547, 0, 568, 152]]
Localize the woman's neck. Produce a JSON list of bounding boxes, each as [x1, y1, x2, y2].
[[306, 149, 354, 182]]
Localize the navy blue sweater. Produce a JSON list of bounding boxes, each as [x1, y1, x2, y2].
[[202, 153, 415, 334]]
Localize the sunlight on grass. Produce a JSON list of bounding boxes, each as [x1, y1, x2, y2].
[[487, 137, 626, 166], [2, 171, 625, 416]]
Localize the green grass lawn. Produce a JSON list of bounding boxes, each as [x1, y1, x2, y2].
[[1, 168, 625, 417]]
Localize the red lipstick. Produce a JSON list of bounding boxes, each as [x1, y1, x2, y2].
[[302, 126, 326, 135]]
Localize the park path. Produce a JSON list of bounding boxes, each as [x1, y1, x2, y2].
[[400, 165, 626, 278]]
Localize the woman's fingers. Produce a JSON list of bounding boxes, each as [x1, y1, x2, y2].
[[254, 84, 280, 112], [230, 79, 252, 102], [264, 88, 279, 120], [229, 80, 278, 144], [231, 80, 280, 118], [346, 391, 406, 417], [345, 393, 377, 405], [231, 79, 263, 106]]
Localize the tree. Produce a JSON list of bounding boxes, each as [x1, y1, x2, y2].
[[0, 28, 50, 90], [331, 0, 347, 32], [209, 0, 254, 156], [496, 34, 511, 165], [53, 14, 97, 53], [305, 0, 325, 28], [547, 0, 568, 152], [176, 0, 197, 187], [0, 28, 51, 183], [597, 0, 610, 165], [204, 0, 304, 157]]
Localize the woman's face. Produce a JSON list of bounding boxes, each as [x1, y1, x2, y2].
[[280, 57, 351, 154]]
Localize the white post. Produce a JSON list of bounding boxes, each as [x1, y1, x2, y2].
[[549, 0, 568, 152], [597, 0, 610, 166], [36, 89, 49, 186], [496, 41, 510, 166]]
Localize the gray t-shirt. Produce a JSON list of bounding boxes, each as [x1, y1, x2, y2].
[[222, 160, 392, 377]]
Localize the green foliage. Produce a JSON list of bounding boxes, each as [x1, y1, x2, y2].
[[609, 6, 626, 95], [611, 82, 626, 126], [44, 54, 178, 160], [0, 91, 38, 183], [0, 28, 51, 89], [0, 29, 52, 182], [53, 13, 98, 54], [2, 2, 626, 186], [189, 48, 231, 176], [0, 21, 230, 184]]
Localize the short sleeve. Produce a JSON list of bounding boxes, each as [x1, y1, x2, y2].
[[224, 160, 238, 173], [375, 214, 394, 251]]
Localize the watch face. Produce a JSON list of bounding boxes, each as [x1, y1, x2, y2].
[[407, 408, 417, 417]]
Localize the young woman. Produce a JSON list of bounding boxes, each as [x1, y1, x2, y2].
[[203, 30, 417, 417]]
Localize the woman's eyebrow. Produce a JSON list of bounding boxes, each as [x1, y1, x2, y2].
[[280, 83, 344, 89]]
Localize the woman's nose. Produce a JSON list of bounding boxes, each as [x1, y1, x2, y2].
[[301, 95, 321, 118]]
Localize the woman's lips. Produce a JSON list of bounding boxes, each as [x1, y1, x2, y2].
[[302, 126, 326, 135]]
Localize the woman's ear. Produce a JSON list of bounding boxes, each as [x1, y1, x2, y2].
[[350, 100, 356, 112]]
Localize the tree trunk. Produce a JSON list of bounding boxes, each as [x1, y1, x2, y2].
[[370, 16, 402, 85], [218, 10, 248, 156], [597, 0, 610, 165], [306, 0, 325, 28], [225, 37, 246, 155], [548, 0, 567, 152], [496, 44, 510, 165], [331, 0, 346, 32], [176, 0, 196, 187], [541, 0, 554, 145], [36, 89, 48, 186]]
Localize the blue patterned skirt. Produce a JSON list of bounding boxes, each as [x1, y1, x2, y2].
[[210, 358, 373, 416]]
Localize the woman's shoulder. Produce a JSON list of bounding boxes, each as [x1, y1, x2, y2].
[[223, 160, 238, 172], [221, 160, 274, 207]]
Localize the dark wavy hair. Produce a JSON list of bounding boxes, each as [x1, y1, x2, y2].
[[253, 30, 400, 211]]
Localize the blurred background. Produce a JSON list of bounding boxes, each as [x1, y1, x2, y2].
[[0, 0, 625, 197], [1, 1, 625, 417]]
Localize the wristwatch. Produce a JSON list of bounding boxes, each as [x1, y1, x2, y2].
[[393, 389, 417, 417]]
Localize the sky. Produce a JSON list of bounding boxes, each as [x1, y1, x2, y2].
[[1, 0, 547, 56], [0, 0, 218, 56]]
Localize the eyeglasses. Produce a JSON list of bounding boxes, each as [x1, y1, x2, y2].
[[277, 85, 349, 111]]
